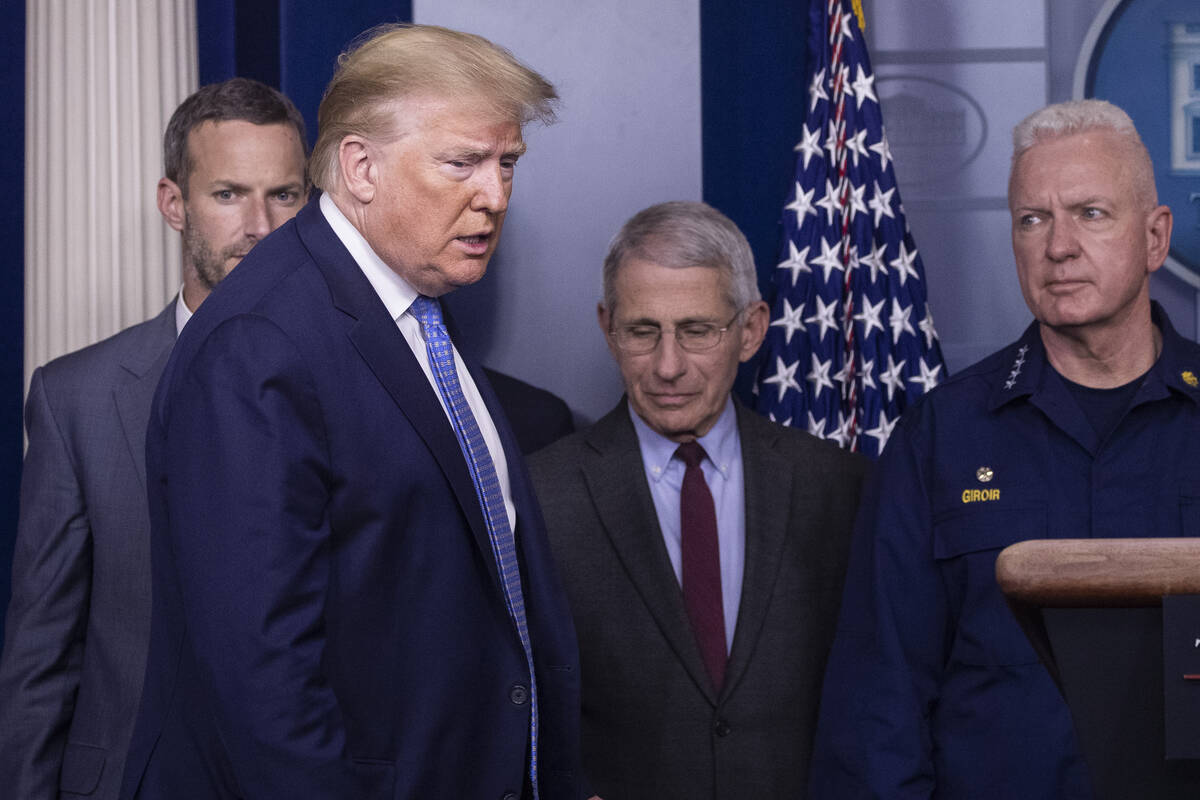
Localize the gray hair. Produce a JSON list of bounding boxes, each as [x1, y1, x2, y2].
[[1011, 99, 1156, 206], [311, 24, 558, 192], [602, 201, 761, 314]]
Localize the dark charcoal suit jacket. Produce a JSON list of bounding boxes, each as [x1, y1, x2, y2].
[[0, 303, 175, 800], [483, 368, 574, 455], [119, 196, 582, 799], [529, 400, 866, 799]]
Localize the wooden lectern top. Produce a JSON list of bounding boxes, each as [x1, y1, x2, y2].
[[996, 538, 1200, 608]]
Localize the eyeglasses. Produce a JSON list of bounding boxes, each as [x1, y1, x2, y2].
[[608, 311, 742, 355]]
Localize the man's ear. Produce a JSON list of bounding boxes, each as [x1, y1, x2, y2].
[[338, 136, 377, 205], [156, 178, 185, 233], [738, 300, 770, 363], [598, 302, 620, 358], [1144, 204, 1173, 275]]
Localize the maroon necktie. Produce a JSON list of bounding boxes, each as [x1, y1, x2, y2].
[[676, 441, 727, 691]]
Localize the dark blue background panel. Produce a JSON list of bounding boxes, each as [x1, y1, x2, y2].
[[0, 0, 25, 648], [700, 0, 808, 401], [198, 0, 412, 150]]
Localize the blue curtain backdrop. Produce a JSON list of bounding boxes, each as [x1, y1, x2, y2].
[[700, 0, 808, 402], [0, 0, 26, 648], [197, 0, 413, 149]]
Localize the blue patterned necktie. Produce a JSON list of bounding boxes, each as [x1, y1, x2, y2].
[[409, 295, 539, 798]]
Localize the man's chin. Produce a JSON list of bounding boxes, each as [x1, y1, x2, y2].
[[420, 262, 492, 296], [634, 404, 704, 442]]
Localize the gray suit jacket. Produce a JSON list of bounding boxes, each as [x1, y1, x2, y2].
[[0, 302, 176, 799], [529, 399, 867, 799]]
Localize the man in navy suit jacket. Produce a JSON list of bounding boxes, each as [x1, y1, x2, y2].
[[120, 25, 582, 800]]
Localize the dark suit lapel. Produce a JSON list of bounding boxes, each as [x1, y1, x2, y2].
[[294, 203, 499, 591], [582, 402, 718, 704], [114, 302, 177, 494], [722, 403, 793, 701]]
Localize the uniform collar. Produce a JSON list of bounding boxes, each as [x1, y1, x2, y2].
[[1141, 302, 1200, 406], [987, 321, 1042, 411], [988, 301, 1200, 412]]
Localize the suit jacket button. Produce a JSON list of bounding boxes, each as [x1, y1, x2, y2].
[[714, 718, 732, 737], [509, 684, 529, 705]]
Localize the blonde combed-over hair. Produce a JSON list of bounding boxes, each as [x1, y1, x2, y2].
[[310, 24, 558, 192]]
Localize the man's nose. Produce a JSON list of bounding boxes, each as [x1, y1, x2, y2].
[[243, 198, 272, 241], [651, 332, 688, 381], [470, 164, 509, 214], [1045, 217, 1080, 262]]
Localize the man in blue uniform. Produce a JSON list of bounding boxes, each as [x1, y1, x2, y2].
[[809, 99, 1196, 799]]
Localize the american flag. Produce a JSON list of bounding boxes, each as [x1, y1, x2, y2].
[[754, 0, 947, 459]]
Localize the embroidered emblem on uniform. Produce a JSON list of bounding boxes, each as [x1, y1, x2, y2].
[[1184, 371, 1198, 388], [1004, 345, 1029, 390], [976, 466, 994, 483]]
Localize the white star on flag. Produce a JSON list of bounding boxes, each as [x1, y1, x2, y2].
[[809, 236, 845, 282], [846, 181, 868, 224], [808, 68, 828, 112], [863, 411, 898, 450], [879, 354, 907, 401], [888, 298, 914, 343], [785, 182, 819, 225], [832, 358, 855, 386], [806, 411, 827, 438], [869, 132, 893, 172], [859, 357, 877, 390], [908, 357, 943, 394], [828, 411, 855, 448], [919, 304, 939, 348], [859, 240, 888, 283], [815, 178, 842, 226], [845, 128, 869, 168], [889, 241, 921, 286], [762, 356, 801, 403], [770, 298, 807, 344], [868, 180, 895, 226], [807, 353, 834, 397], [777, 241, 811, 285], [823, 119, 842, 164], [850, 64, 877, 109], [805, 295, 841, 341], [794, 123, 823, 169], [854, 296, 885, 337]]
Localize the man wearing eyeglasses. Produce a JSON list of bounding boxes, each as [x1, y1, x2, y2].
[[528, 201, 867, 799]]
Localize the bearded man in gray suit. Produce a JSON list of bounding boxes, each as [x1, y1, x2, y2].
[[529, 201, 868, 799], [0, 78, 308, 800]]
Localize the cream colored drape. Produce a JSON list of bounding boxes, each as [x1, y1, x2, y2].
[[24, 0, 196, 392]]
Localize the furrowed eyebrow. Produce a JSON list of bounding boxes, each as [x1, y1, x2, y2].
[[437, 141, 528, 162]]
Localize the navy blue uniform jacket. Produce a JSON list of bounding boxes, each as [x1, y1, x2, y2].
[[810, 304, 1200, 799], [119, 197, 582, 799]]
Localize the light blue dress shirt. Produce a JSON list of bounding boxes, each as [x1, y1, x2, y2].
[[630, 396, 745, 652]]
